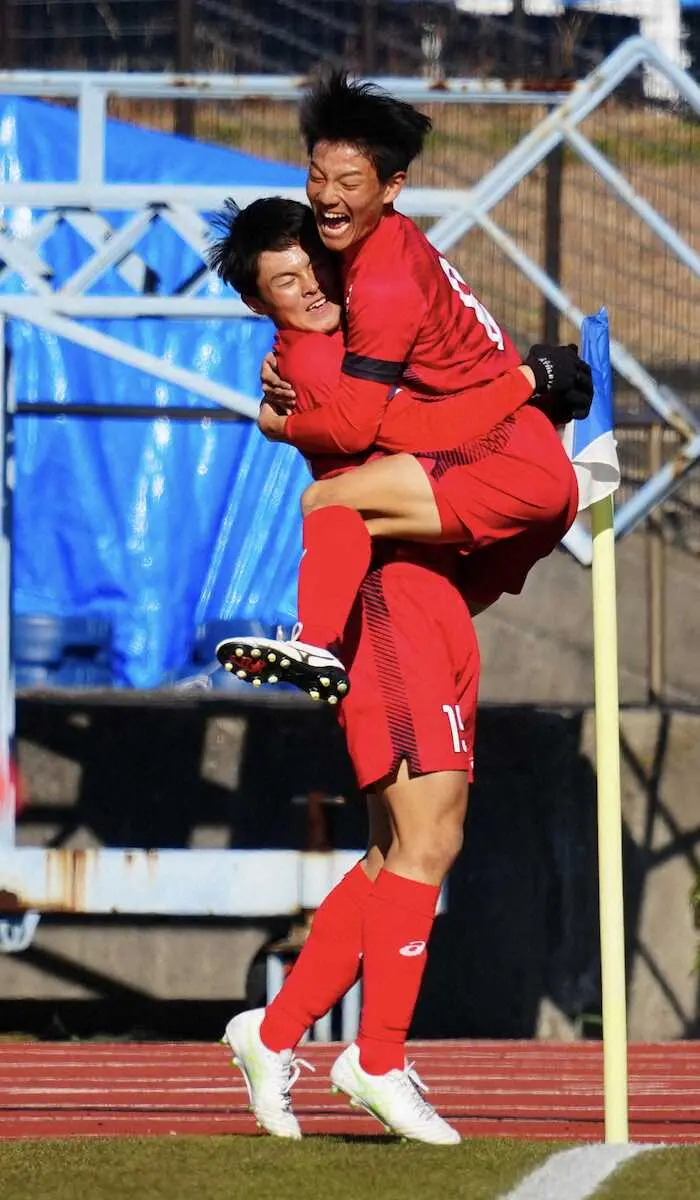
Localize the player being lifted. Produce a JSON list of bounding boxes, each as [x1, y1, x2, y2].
[[214, 74, 590, 702]]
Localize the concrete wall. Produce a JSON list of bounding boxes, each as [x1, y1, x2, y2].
[[1, 694, 697, 1043], [475, 529, 700, 707]]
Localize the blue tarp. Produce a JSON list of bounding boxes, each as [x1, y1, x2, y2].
[[0, 97, 312, 686]]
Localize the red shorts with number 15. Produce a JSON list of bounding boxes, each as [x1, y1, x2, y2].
[[336, 548, 480, 791]]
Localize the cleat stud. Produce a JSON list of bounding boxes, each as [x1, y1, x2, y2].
[[308, 689, 320, 701], [233, 1057, 241, 1067], [267, 675, 279, 684], [319, 676, 330, 687], [251, 647, 261, 658], [252, 677, 262, 688], [234, 647, 244, 658], [224, 662, 233, 672], [236, 670, 248, 680], [330, 1085, 339, 1095], [280, 658, 290, 668], [267, 652, 277, 663], [337, 682, 348, 694], [327, 695, 338, 706], [350, 1098, 360, 1109]]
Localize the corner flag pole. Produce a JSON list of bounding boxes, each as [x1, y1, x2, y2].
[[591, 491, 629, 1143], [580, 310, 629, 1144]]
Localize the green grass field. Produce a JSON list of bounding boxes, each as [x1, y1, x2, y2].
[[0, 1138, 698, 1200]]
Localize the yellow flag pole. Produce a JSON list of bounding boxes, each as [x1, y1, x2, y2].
[[590, 492, 629, 1143]]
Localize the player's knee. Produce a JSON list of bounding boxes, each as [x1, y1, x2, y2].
[[435, 825, 464, 874], [301, 479, 338, 516], [301, 481, 323, 516], [402, 826, 463, 881]]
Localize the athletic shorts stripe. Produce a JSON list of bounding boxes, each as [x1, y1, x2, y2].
[[421, 416, 515, 478], [360, 565, 422, 779]]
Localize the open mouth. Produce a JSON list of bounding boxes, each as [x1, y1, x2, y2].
[[307, 297, 327, 312], [319, 212, 351, 237]]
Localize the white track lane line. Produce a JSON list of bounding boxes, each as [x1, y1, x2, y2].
[[500, 1143, 664, 1200]]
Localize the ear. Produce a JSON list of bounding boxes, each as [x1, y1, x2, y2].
[[243, 294, 269, 317], [382, 171, 407, 206]]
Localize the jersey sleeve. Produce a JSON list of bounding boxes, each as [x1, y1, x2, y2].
[[283, 275, 427, 456], [275, 331, 343, 414], [377, 366, 534, 453]]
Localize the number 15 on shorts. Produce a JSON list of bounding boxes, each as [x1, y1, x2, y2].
[[442, 704, 469, 754]]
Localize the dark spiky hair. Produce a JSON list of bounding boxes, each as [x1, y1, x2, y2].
[[207, 196, 321, 299], [300, 70, 432, 182]]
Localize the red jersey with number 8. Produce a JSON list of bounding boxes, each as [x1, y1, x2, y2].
[[341, 208, 521, 395]]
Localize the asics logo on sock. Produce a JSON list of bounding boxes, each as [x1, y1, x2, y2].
[[398, 940, 427, 957]]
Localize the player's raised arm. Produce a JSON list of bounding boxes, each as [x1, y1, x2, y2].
[[377, 344, 593, 452], [377, 367, 534, 453]]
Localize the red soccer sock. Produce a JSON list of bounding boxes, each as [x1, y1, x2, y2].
[[260, 861, 373, 1053], [357, 869, 439, 1076], [297, 506, 372, 649]]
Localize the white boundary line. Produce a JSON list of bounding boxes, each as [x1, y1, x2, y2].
[[500, 1144, 665, 1200]]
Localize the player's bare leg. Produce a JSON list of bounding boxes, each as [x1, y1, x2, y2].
[[331, 765, 467, 1145], [363, 791, 392, 878], [301, 452, 451, 541], [381, 764, 468, 886]]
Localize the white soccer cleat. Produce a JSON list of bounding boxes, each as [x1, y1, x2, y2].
[[222, 1008, 312, 1140], [330, 1043, 461, 1145], [216, 629, 349, 704]]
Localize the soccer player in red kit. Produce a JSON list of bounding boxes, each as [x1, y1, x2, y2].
[[210, 197, 480, 1144], [216, 73, 589, 700], [208, 199, 585, 1143]]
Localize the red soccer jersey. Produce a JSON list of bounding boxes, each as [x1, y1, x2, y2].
[[283, 209, 528, 456]]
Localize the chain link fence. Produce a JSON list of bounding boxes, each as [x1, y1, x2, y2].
[[3, 1, 698, 80]]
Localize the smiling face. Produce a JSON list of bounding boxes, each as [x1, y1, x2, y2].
[[306, 141, 406, 255], [248, 242, 342, 333]]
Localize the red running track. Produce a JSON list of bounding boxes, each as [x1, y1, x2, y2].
[[1, 1041, 699, 1142]]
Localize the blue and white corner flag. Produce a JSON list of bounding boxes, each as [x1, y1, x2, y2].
[[563, 307, 621, 511]]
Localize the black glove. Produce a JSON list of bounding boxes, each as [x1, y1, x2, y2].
[[525, 343, 580, 394], [525, 343, 593, 423]]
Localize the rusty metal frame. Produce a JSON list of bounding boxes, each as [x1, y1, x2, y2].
[[0, 846, 363, 917]]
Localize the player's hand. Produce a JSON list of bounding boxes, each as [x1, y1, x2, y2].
[[257, 400, 288, 442], [261, 351, 296, 412], [524, 343, 593, 423]]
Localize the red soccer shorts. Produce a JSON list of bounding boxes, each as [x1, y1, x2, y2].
[[422, 405, 579, 607], [336, 549, 480, 791]]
